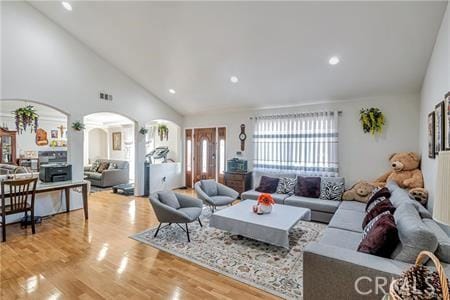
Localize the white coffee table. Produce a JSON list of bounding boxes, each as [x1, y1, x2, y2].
[[209, 200, 311, 248]]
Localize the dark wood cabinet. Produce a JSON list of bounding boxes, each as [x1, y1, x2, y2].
[[0, 128, 17, 164], [224, 171, 252, 196]]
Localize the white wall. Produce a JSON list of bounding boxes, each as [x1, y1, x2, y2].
[[184, 94, 421, 187], [149, 122, 180, 162], [419, 7, 449, 232], [87, 128, 107, 163], [1, 2, 183, 194]]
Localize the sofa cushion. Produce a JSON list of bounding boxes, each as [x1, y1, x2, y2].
[[320, 227, 362, 250], [201, 179, 218, 196], [387, 181, 432, 219], [276, 177, 296, 194], [339, 201, 366, 213], [256, 176, 279, 193], [84, 171, 102, 180], [366, 187, 391, 212], [362, 199, 396, 228], [177, 207, 202, 221], [423, 219, 450, 263], [108, 162, 118, 170], [284, 195, 340, 214], [241, 190, 289, 204], [158, 191, 180, 209], [358, 211, 399, 258], [89, 161, 100, 172], [209, 196, 235, 206], [97, 161, 110, 173], [328, 208, 365, 233], [319, 177, 345, 201], [391, 202, 438, 264], [295, 176, 321, 198]]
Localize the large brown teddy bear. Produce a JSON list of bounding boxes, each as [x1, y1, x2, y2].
[[374, 152, 428, 205]]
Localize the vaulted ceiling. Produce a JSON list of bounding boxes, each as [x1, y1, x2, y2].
[[30, 1, 447, 115]]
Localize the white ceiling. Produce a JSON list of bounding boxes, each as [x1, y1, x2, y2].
[[84, 112, 134, 127], [30, 1, 447, 115]]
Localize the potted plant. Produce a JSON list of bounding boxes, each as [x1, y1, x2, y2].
[[139, 127, 149, 135], [360, 108, 385, 135], [158, 124, 169, 141], [71, 121, 85, 131], [13, 105, 39, 134]]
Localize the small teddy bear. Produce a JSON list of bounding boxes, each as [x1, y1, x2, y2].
[[342, 181, 377, 203]]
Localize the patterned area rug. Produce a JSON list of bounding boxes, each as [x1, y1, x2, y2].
[[130, 210, 326, 299]]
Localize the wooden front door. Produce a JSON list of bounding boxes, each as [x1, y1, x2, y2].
[[185, 129, 193, 188], [193, 128, 216, 182]]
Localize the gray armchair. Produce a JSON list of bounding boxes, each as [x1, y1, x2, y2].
[[194, 180, 239, 212], [149, 191, 203, 242]]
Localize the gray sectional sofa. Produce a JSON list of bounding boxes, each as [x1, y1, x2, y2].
[[303, 181, 450, 300], [84, 159, 130, 187], [241, 171, 341, 223]]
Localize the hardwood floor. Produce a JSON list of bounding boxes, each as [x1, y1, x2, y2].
[[0, 190, 277, 299]]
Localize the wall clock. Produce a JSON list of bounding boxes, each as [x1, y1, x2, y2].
[[239, 124, 247, 151]]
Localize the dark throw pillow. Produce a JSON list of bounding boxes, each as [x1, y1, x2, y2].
[[295, 176, 321, 198], [358, 211, 399, 258], [276, 177, 297, 194], [256, 176, 280, 194], [362, 199, 396, 228], [365, 187, 391, 212], [96, 162, 110, 173]]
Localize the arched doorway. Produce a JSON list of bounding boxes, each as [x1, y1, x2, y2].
[[144, 119, 182, 194], [83, 112, 136, 188], [0, 99, 69, 170]]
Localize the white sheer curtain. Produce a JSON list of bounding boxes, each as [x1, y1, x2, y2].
[[253, 111, 339, 177]]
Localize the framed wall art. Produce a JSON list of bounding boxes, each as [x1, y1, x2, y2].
[[445, 91, 450, 150], [435, 101, 445, 155], [112, 132, 122, 151], [428, 111, 435, 158]]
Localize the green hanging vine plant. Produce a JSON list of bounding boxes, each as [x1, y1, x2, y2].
[[360, 108, 385, 135], [157, 124, 169, 141], [13, 105, 39, 134]]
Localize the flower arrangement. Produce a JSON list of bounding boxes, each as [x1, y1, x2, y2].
[[258, 193, 275, 206], [71, 121, 85, 131], [360, 108, 385, 135], [13, 105, 39, 134], [253, 193, 275, 214]]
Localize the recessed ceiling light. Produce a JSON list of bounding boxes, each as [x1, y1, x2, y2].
[[61, 2, 72, 11], [230, 76, 239, 83], [328, 56, 340, 65], [168, 89, 176, 94]]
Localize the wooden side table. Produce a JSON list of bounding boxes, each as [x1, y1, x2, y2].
[[224, 171, 252, 197]]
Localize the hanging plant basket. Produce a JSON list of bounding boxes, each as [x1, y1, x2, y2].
[[71, 121, 85, 131], [13, 105, 39, 134], [360, 108, 385, 135], [158, 124, 169, 141]]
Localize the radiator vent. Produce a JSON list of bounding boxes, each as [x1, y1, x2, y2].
[[99, 92, 113, 101]]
